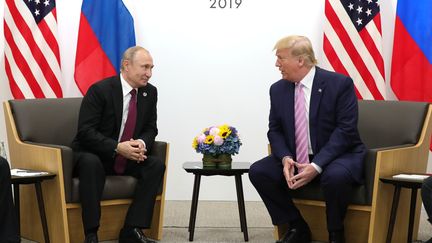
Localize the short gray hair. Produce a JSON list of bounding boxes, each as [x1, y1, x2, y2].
[[120, 46, 149, 71]]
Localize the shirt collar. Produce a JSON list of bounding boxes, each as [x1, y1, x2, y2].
[[120, 74, 135, 97], [298, 66, 316, 90]]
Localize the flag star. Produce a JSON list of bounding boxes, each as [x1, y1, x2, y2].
[[356, 6, 363, 14], [348, 3, 354, 10], [34, 9, 40, 16], [367, 0, 373, 3], [356, 18, 363, 26], [366, 9, 372, 16], [44, 0, 50, 6], [35, 0, 40, 4]]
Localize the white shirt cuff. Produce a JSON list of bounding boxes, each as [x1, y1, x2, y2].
[[311, 162, 322, 174]]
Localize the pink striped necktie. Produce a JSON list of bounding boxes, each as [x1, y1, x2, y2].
[[114, 89, 137, 174], [294, 82, 310, 172]]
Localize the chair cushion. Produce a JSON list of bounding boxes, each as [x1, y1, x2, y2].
[[71, 176, 137, 202]]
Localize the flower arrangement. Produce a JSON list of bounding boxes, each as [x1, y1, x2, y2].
[[192, 124, 242, 156]]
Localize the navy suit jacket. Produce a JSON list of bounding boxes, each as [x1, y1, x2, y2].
[[268, 67, 366, 182], [72, 76, 158, 163]]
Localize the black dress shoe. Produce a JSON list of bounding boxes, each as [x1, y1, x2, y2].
[[84, 233, 98, 243], [329, 231, 345, 243], [276, 224, 311, 243], [119, 227, 156, 243]]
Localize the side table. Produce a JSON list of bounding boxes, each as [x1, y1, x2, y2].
[[183, 162, 251, 242], [380, 175, 427, 243], [11, 171, 56, 243]]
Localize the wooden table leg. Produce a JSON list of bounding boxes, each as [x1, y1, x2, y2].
[[35, 182, 50, 243], [188, 174, 201, 241], [386, 185, 401, 243], [235, 175, 248, 241], [407, 188, 418, 243]]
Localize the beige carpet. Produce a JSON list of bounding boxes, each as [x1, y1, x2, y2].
[[22, 200, 432, 243]]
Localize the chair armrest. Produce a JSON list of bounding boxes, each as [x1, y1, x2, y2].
[[363, 144, 415, 204], [25, 142, 74, 202]]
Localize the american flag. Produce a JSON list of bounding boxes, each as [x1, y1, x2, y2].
[[323, 0, 385, 100], [4, 0, 62, 99]]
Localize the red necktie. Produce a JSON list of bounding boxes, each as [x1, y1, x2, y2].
[[294, 83, 309, 172], [114, 89, 137, 174]]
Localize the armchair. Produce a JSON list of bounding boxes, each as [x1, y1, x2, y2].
[[272, 100, 432, 243], [3, 98, 169, 243]]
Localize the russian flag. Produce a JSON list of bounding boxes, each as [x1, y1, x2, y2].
[[390, 0, 432, 103], [74, 0, 135, 94]]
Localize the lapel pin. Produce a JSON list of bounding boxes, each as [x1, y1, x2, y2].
[[143, 92, 147, 97], [318, 88, 322, 93]]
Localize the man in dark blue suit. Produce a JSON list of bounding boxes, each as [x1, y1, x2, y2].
[[249, 35, 366, 243], [0, 156, 20, 243]]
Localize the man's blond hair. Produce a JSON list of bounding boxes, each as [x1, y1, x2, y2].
[[274, 35, 318, 67]]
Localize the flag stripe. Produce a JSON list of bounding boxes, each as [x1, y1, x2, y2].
[[323, 0, 385, 100], [4, 24, 46, 98], [324, 18, 373, 99], [5, 50, 27, 99], [4, 4, 56, 98], [4, 0, 62, 99]]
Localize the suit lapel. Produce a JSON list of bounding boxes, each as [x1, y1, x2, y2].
[[310, 67, 326, 151], [111, 77, 123, 136]]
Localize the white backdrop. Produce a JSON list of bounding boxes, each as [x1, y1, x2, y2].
[[1, 0, 421, 201]]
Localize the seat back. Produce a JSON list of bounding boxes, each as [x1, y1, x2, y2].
[[9, 98, 82, 146], [358, 100, 428, 149]]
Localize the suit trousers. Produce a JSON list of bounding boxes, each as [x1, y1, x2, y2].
[[249, 155, 355, 231], [0, 157, 20, 243], [73, 151, 165, 231], [422, 176, 432, 224]]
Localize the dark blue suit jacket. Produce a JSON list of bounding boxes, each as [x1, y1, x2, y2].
[[268, 67, 366, 182]]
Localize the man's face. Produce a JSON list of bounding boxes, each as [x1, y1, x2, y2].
[[275, 48, 301, 82], [123, 50, 154, 88]]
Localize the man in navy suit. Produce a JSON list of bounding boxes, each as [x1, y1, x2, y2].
[[0, 156, 20, 243], [421, 176, 432, 243], [249, 35, 366, 243], [72, 46, 165, 243]]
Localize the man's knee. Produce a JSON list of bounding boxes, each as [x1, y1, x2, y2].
[[0, 157, 10, 176], [76, 152, 104, 176], [321, 165, 352, 188]]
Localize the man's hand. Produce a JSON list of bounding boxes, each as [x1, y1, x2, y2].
[[289, 163, 319, 189], [116, 139, 147, 162], [282, 157, 296, 188]]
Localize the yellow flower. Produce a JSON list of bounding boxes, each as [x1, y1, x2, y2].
[[192, 137, 198, 149], [218, 125, 231, 138], [204, 135, 214, 144]]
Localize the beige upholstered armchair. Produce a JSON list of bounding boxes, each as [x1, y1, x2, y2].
[[3, 98, 169, 243], [272, 100, 432, 243]]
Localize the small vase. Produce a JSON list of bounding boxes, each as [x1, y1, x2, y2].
[[202, 154, 232, 168]]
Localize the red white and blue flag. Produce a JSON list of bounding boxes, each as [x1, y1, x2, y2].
[[323, 0, 385, 100], [391, 0, 432, 103], [3, 0, 62, 99], [390, 0, 432, 150], [74, 0, 135, 95]]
